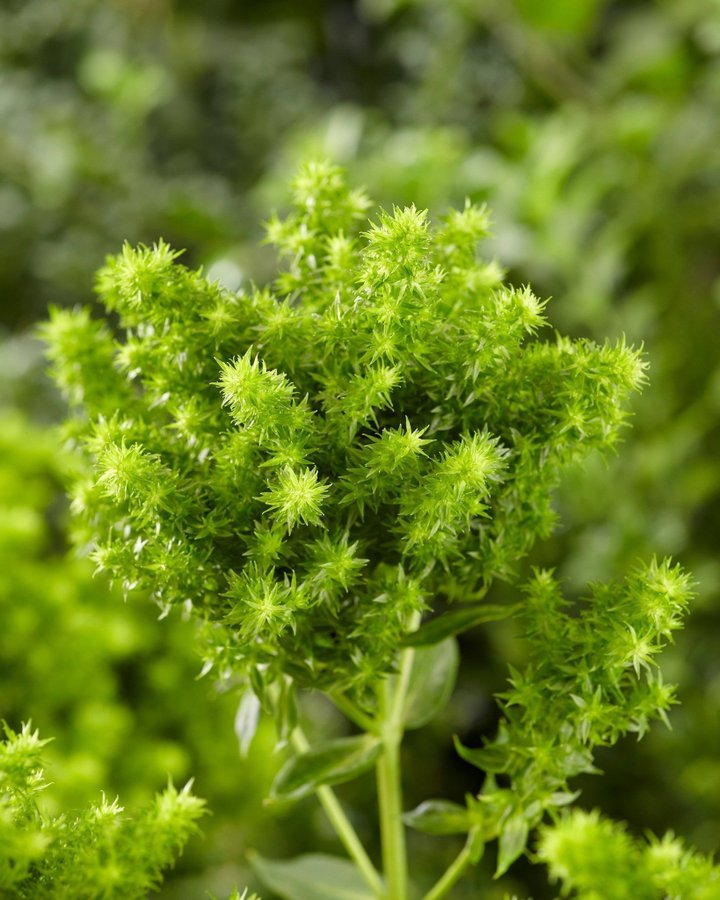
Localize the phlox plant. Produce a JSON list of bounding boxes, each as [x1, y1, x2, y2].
[[42, 162, 708, 898]]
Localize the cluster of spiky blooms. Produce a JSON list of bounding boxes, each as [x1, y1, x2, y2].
[[455, 558, 693, 874], [42, 161, 648, 699], [43, 163, 699, 890], [537, 808, 720, 899], [0, 722, 205, 898]]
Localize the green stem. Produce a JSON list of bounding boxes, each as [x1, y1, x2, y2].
[[376, 609, 423, 899], [292, 728, 384, 897], [376, 686, 407, 900], [422, 838, 473, 900], [330, 691, 378, 733]]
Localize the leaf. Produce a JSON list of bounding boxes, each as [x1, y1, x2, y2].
[[453, 735, 508, 773], [495, 814, 529, 877], [402, 800, 470, 834], [250, 852, 376, 900], [234, 690, 261, 757], [402, 604, 520, 647], [402, 637, 459, 730], [270, 734, 381, 802], [272, 675, 298, 750], [547, 790, 581, 807]]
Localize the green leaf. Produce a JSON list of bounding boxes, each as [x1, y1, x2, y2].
[[453, 735, 507, 773], [402, 638, 459, 730], [234, 690, 261, 757], [250, 852, 376, 900], [495, 814, 529, 877], [547, 790, 581, 807], [402, 604, 520, 647], [270, 734, 381, 802], [272, 676, 298, 750], [402, 800, 470, 835]]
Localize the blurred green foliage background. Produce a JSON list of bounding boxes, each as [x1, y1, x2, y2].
[[2, 0, 719, 896]]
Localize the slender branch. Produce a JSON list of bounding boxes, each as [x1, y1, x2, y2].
[[291, 727, 384, 897], [375, 609, 423, 899], [390, 625, 419, 725], [330, 691, 378, 733], [376, 683, 407, 900], [422, 837, 474, 900]]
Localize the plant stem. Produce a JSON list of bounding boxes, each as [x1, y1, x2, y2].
[[330, 691, 378, 733], [291, 728, 384, 897], [376, 689, 406, 900], [376, 609, 422, 899], [422, 839, 473, 900]]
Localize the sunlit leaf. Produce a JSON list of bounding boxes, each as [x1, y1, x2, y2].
[[496, 814, 529, 877]]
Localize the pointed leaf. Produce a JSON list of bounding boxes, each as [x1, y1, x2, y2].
[[250, 853, 375, 900], [234, 690, 261, 757], [453, 735, 508, 773], [272, 675, 298, 750], [402, 800, 470, 834], [402, 637, 459, 730], [402, 604, 520, 647], [270, 734, 381, 802], [495, 814, 529, 877], [547, 790, 581, 807]]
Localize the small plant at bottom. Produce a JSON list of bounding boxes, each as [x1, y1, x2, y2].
[[42, 162, 703, 897], [538, 809, 720, 899], [0, 722, 205, 898]]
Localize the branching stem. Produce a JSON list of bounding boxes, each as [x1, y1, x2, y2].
[[291, 727, 384, 897], [330, 691, 378, 733], [422, 836, 474, 900]]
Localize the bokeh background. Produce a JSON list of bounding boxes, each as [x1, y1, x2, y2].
[[2, 0, 719, 896]]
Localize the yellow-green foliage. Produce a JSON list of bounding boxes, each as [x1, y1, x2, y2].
[[0, 723, 204, 899], [41, 164, 695, 893], [43, 162, 646, 700], [0, 398, 288, 894], [538, 809, 720, 899]]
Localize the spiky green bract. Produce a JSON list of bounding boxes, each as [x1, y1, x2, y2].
[[0, 723, 205, 898], [459, 559, 693, 874], [537, 809, 720, 899], [42, 161, 646, 697]]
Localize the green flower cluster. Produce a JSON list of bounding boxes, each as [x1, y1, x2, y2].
[[42, 163, 698, 897], [457, 559, 693, 875], [538, 808, 720, 900], [0, 723, 204, 899], [43, 162, 646, 702]]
